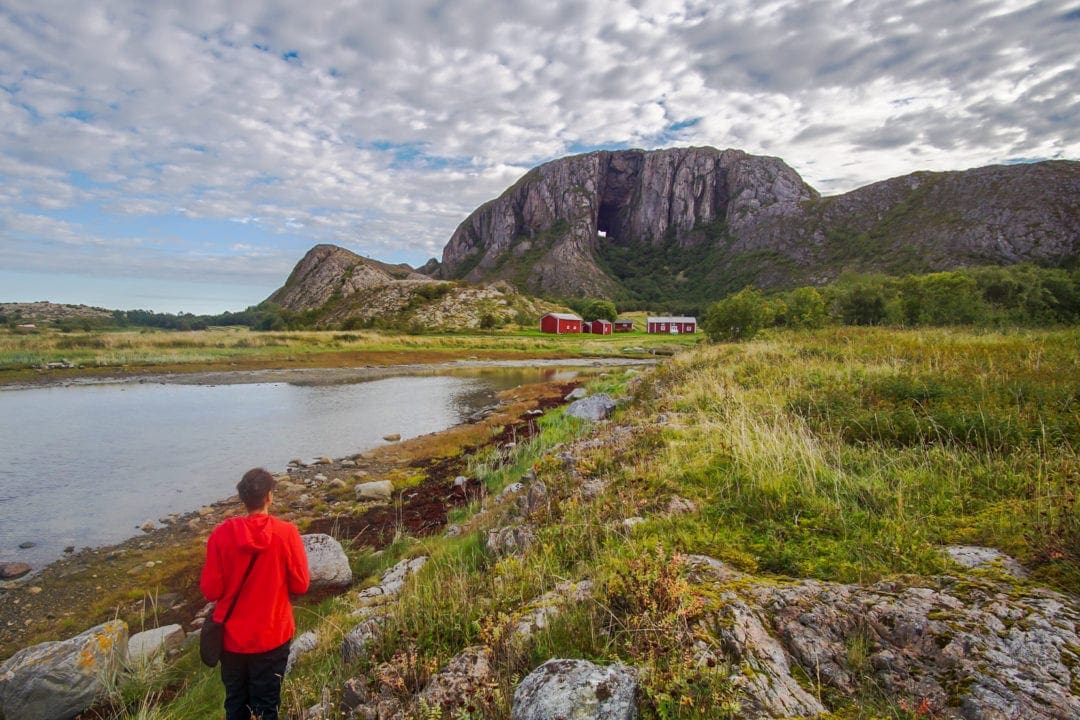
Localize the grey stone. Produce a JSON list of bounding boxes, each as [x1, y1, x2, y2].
[[357, 556, 428, 601], [285, 631, 318, 674], [127, 624, 184, 664], [0, 562, 31, 580], [302, 534, 353, 591], [564, 387, 589, 401], [355, 480, 394, 501], [944, 545, 1028, 578], [566, 393, 616, 421], [486, 525, 537, 556], [0, 620, 128, 720], [341, 618, 382, 663], [512, 659, 638, 720]]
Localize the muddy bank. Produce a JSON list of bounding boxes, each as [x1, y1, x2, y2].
[[1, 356, 655, 390], [0, 378, 583, 661]]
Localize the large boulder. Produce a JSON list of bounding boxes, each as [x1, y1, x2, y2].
[[0, 620, 128, 720], [302, 534, 353, 591], [565, 393, 616, 421], [355, 480, 394, 501], [0, 562, 31, 580], [512, 659, 638, 720]]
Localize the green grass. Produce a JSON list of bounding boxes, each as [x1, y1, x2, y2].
[[44, 326, 1079, 719]]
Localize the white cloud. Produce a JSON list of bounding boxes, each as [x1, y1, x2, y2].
[[0, 0, 1076, 309]]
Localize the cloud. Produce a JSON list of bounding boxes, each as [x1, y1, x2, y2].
[[0, 0, 1076, 307]]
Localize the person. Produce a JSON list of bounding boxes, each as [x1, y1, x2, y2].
[[200, 467, 310, 720]]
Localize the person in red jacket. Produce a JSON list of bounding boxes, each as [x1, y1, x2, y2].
[[201, 468, 310, 720]]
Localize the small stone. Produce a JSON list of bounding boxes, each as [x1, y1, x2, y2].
[[64, 546, 75, 553], [382, 433, 401, 442], [139, 520, 155, 533], [17, 542, 34, 550]]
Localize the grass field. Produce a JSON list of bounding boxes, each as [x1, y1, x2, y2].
[[7, 326, 1077, 720], [0, 319, 696, 380]]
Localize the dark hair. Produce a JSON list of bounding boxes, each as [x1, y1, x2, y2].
[[237, 468, 275, 511]]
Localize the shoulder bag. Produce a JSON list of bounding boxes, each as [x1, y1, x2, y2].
[[199, 553, 258, 667]]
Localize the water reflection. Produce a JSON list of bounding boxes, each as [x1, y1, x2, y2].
[[0, 367, 580, 568]]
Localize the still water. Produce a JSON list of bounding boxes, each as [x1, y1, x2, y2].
[[0, 367, 575, 569]]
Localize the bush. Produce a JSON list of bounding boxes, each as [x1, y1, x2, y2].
[[783, 287, 828, 329], [702, 287, 770, 341]]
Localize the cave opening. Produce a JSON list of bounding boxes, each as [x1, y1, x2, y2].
[[597, 200, 621, 242]]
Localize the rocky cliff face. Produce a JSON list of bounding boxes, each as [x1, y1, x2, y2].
[[434, 147, 817, 297], [430, 148, 1080, 301], [265, 244, 559, 330]]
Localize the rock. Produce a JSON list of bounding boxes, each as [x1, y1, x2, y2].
[[944, 545, 1028, 578], [486, 525, 537, 557], [497, 482, 525, 500], [382, 433, 401, 442], [302, 534, 353, 591], [340, 459, 356, 468], [285, 631, 319, 674], [516, 481, 548, 517], [357, 557, 428, 602], [512, 659, 638, 720], [525, 409, 544, 416], [139, 520, 155, 532], [666, 496, 697, 515], [564, 387, 589, 401], [0, 620, 128, 720], [317, 457, 333, 465], [566, 393, 616, 421], [355, 480, 394, 501], [17, 542, 34, 549], [127, 624, 185, 664], [622, 517, 645, 528], [511, 581, 594, 643], [328, 478, 347, 490], [0, 563, 31, 580], [341, 618, 383, 663], [312, 473, 328, 483], [412, 646, 493, 715], [63, 546, 75, 553]]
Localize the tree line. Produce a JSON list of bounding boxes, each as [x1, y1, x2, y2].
[[700, 264, 1080, 341]]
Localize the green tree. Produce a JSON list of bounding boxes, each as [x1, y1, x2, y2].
[[702, 287, 769, 341], [582, 299, 618, 322], [784, 287, 828, 329]]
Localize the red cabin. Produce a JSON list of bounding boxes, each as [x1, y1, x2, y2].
[[646, 316, 697, 334], [590, 319, 612, 335], [540, 312, 583, 334], [614, 319, 634, 332]]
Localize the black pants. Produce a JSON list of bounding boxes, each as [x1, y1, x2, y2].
[[220, 640, 291, 720]]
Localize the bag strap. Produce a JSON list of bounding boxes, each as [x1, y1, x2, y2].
[[221, 553, 259, 625]]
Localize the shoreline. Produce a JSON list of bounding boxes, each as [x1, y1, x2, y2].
[[0, 356, 656, 390], [0, 376, 587, 661]]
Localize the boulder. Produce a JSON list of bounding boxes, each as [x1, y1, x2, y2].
[[413, 646, 493, 715], [516, 481, 548, 517], [285, 631, 319, 674], [564, 387, 589, 401], [302, 534, 353, 591], [512, 659, 638, 720], [0, 620, 128, 720], [355, 480, 394, 501], [486, 525, 537, 557], [341, 617, 383, 663], [0, 562, 31, 580], [565, 393, 616, 421], [127, 624, 184, 664]]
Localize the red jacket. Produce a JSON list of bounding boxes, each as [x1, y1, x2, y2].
[[200, 513, 310, 653]]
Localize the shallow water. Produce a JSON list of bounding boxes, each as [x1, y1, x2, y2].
[[0, 367, 577, 569]]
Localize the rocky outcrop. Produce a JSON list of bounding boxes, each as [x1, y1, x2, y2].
[[511, 659, 638, 720], [0, 620, 128, 720], [268, 244, 429, 312], [429, 148, 1080, 300], [433, 147, 816, 297]]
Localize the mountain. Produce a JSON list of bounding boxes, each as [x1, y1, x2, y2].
[[426, 147, 1080, 303], [264, 244, 558, 330]]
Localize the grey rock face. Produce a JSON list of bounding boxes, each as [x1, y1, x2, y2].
[[302, 533, 353, 591], [566, 393, 617, 421], [437, 147, 816, 297], [0, 620, 128, 720], [512, 659, 638, 720], [435, 147, 1079, 299], [944, 545, 1028, 578]]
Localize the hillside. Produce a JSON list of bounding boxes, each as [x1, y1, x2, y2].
[[264, 244, 560, 330], [426, 148, 1080, 304]]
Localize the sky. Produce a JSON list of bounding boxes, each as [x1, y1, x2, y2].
[[1, 1, 1077, 314]]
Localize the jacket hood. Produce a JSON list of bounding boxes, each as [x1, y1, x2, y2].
[[222, 514, 274, 552]]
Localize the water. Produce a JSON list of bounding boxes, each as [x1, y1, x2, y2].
[[0, 367, 576, 569]]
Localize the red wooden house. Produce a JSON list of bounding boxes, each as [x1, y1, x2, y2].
[[540, 312, 583, 334], [614, 319, 634, 332], [590, 319, 612, 335], [646, 316, 697, 334]]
